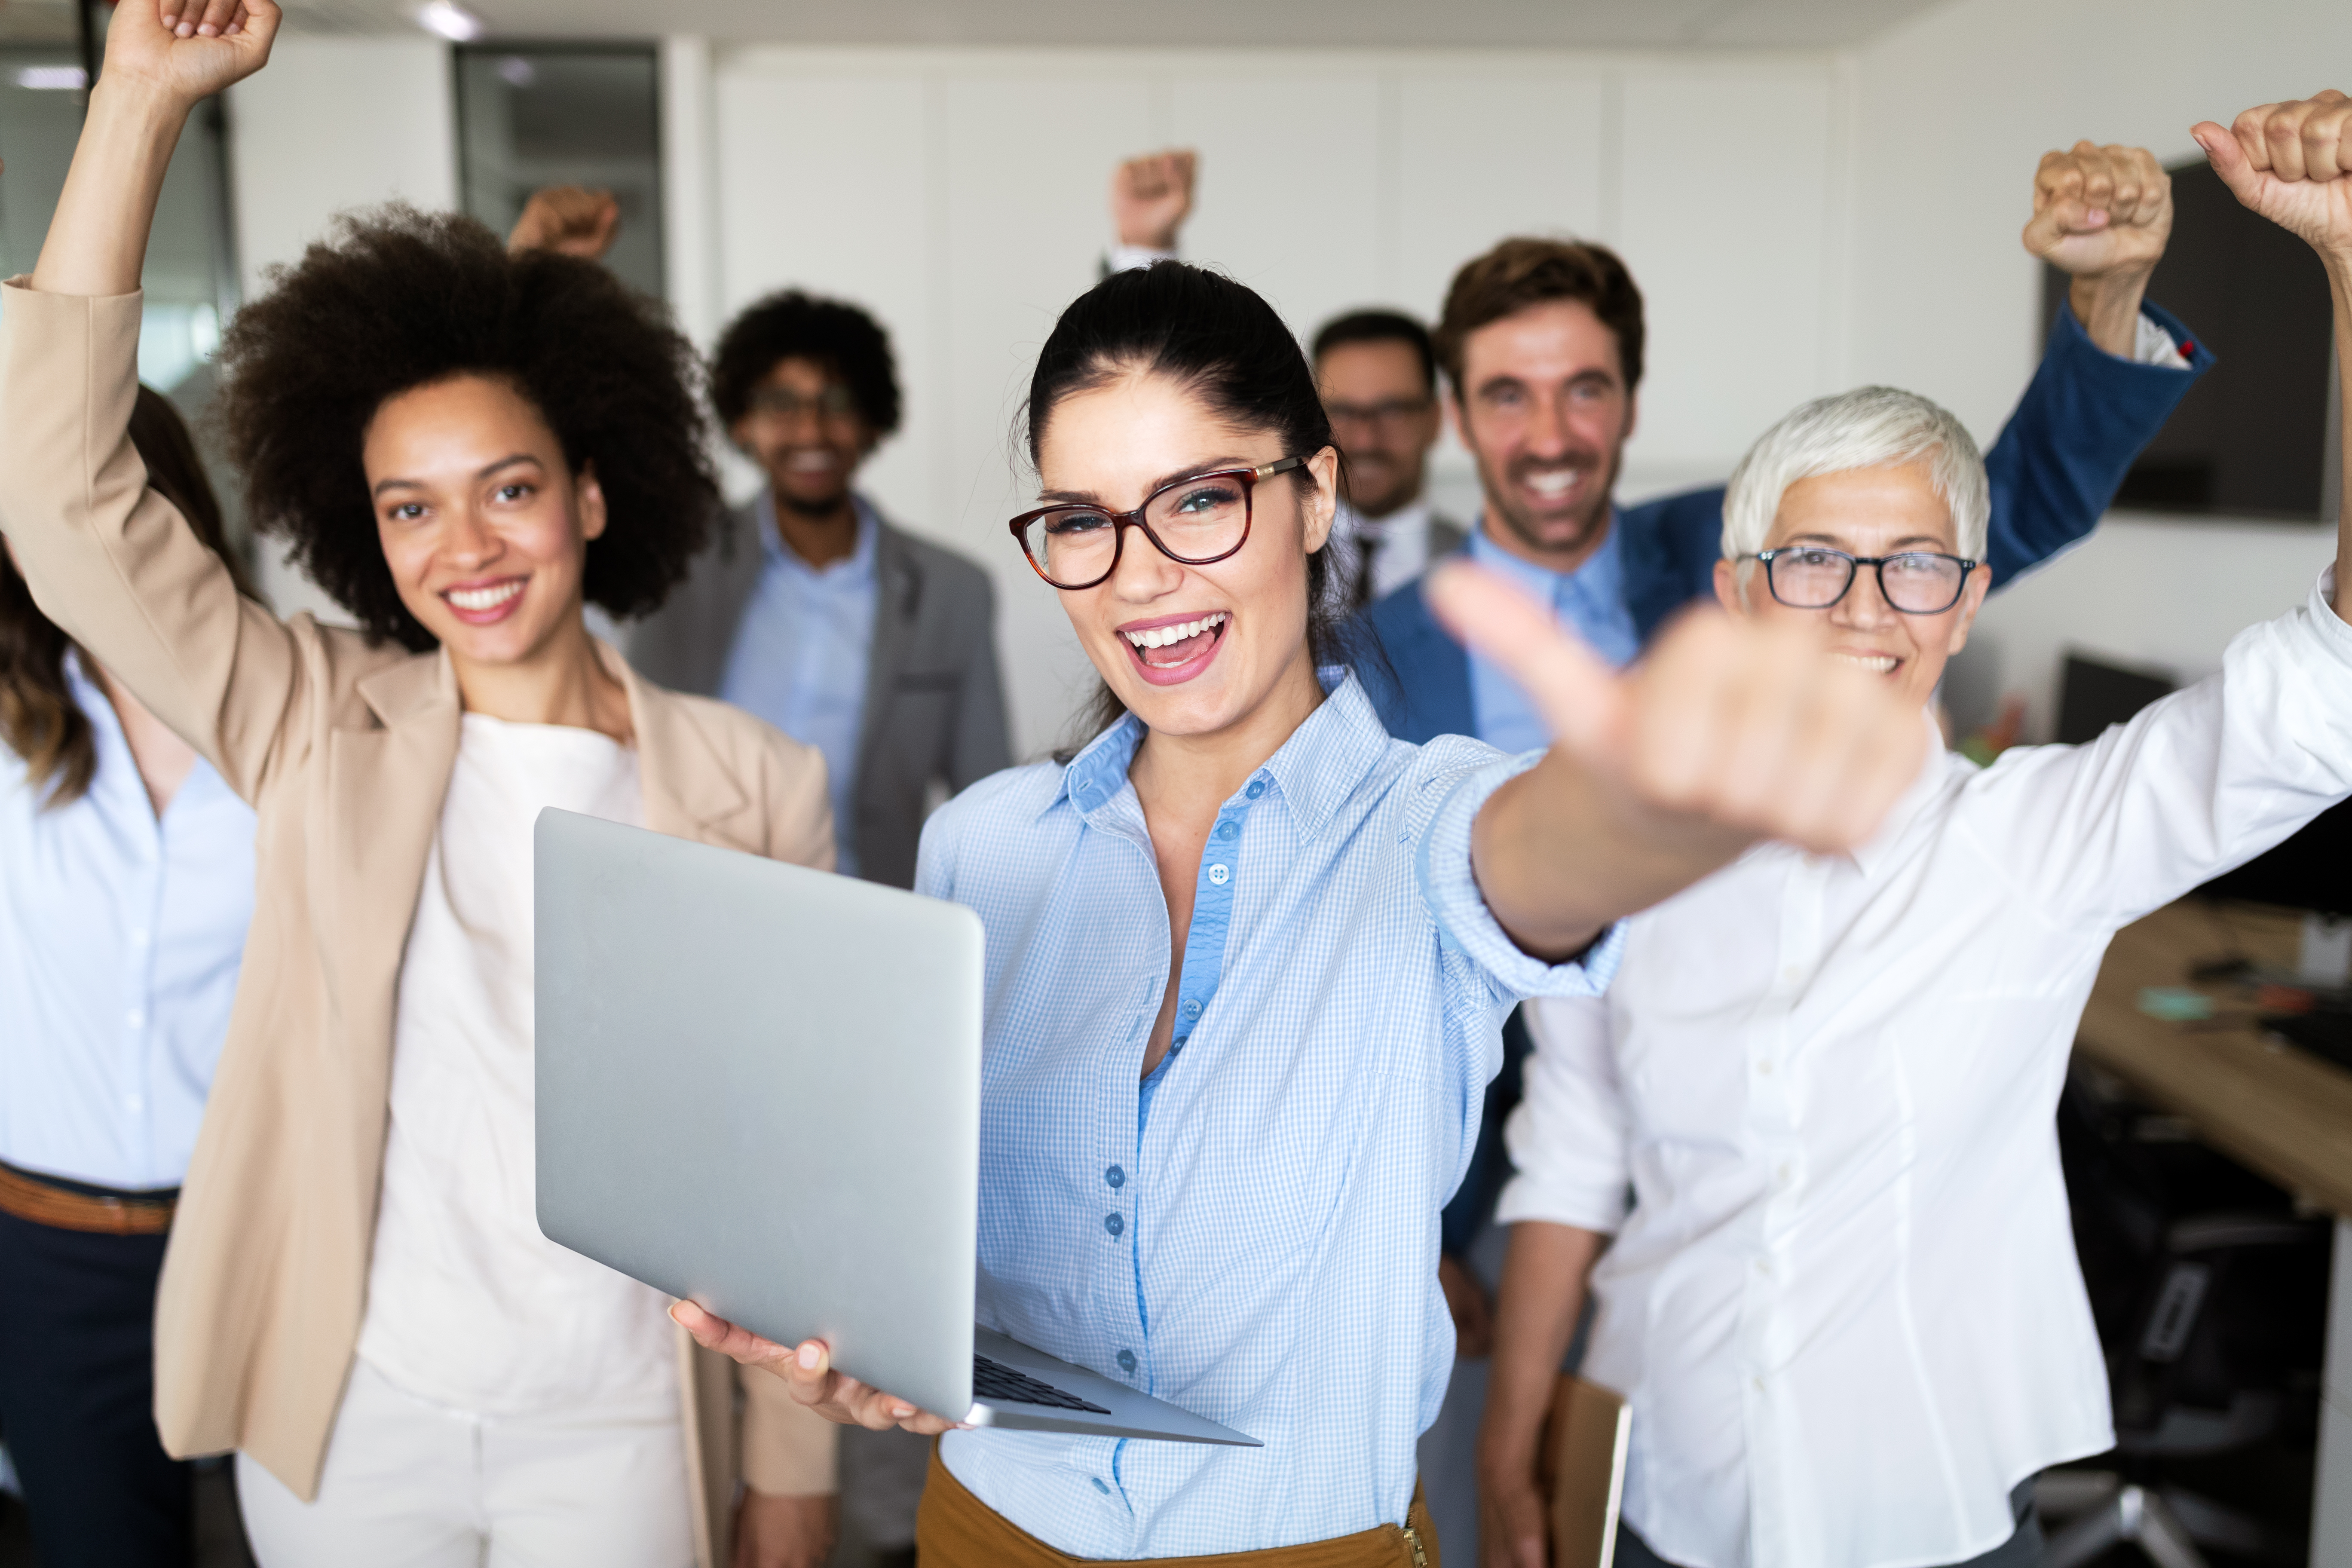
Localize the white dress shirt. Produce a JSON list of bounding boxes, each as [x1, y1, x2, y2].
[[1501, 572, 2352, 1568], [0, 653, 255, 1191], [1328, 499, 1441, 606], [357, 714, 678, 1420]]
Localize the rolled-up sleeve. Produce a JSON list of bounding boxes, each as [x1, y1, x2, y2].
[[1412, 741, 1627, 1004], [1496, 993, 1632, 1234]]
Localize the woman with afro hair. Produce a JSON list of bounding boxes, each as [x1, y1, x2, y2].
[[0, 4, 840, 1565]]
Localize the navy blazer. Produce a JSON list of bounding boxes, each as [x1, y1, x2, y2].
[[1363, 301, 2214, 747]]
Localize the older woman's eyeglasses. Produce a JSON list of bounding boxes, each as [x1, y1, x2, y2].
[[1743, 546, 1978, 615], [1010, 456, 1309, 590]]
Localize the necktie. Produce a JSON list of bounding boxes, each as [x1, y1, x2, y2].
[[1349, 529, 1383, 611]]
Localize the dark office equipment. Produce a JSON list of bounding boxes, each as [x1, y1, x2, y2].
[[2045, 1077, 2328, 1566], [2055, 651, 2174, 747], [2043, 159, 2338, 522], [2197, 797, 2352, 918]]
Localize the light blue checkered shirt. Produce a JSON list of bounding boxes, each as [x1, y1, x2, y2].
[[1468, 516, 1642, 754], [917, 671, 1622, 1556]]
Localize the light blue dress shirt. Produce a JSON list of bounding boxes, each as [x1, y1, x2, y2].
[[917, 671, 1623, 1556], [0, 654, 256, 1192], [718, 493, 879, 877], [1467, 515, 1642, 754]]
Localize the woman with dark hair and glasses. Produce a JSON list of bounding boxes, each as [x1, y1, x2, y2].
[[678, 244, 1933, 1555], [0, 6, 842, 1565], [0, 385, 257, 1568]]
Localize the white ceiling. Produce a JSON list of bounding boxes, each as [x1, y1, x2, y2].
[[431, 0, 1951, 49], [0, 0, 1955, 49]]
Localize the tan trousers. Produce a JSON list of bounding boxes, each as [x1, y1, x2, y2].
[[915, 1446, 1440, 1567]]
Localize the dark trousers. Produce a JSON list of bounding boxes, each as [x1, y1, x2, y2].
[[1616, 1479, 2044, 1568], [0, 1204, 193, 1568]]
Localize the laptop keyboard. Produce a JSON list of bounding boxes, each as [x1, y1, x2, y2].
[[972, 1353, 1112, 1415]]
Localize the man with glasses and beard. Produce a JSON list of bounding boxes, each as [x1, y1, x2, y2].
[[1366, 140, 2211, 1563], [629, 292, 1012, 892]]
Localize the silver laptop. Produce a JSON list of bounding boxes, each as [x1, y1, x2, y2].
[[533, 808, 1257, 1446]]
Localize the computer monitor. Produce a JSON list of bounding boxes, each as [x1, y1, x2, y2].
[[2054, 651, 2174, 747], [2199, 799, 2352, 919]]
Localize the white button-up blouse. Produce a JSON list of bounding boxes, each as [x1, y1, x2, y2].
[[1502, 573, 2352, 1568]]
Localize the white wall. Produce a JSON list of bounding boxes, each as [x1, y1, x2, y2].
[[227, 35, 455, 624], [1848, 0, 2352, 735], [706, 45, 1851, 756], [216, 19, 2343, 752]]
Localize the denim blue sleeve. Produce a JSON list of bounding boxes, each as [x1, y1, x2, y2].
[[1982, 300, 2213, 588]]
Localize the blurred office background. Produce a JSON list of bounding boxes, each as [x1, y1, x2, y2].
[[0, 0, 2341, 760]]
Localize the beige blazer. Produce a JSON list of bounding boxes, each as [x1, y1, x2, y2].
[[0, 282, 837, 1566]]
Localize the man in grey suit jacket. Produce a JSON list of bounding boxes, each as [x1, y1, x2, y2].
[[628, 291, 1010, 891], [1311, 309, 1468, 607]]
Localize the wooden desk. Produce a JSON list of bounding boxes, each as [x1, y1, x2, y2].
[[2076, 900, 2352, 1213], [2075, 899, 2352, 1565]]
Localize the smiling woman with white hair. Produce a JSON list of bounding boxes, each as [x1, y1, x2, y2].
[[1477, 89, 2352, 1568]]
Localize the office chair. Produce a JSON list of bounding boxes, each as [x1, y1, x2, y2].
[[2042, 1076, 2328, 1568]]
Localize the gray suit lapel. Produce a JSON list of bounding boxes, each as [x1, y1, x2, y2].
[[702, 498, 768, 684], [853, 518, 921, 817]]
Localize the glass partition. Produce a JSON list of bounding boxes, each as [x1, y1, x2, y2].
[[455, 43, 664, 299]]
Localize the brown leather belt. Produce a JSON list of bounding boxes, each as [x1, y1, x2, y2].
[[0, 1160, 177, 1235], [916, 1445, 1438, 1567]]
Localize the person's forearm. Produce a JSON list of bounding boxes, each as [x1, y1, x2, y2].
[[2069, 266, 2155, 359], [1479, 1222, 1605, 1482], [2331, 258, 2352, 620], [1473, 749, 1752, 960], [31, 79, 188, 297]]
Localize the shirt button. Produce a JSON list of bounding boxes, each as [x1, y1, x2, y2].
[[126, 1008, 146, 1029], [1117, 1349, 1137, 1373], [1753, 1375, 1767, 1393], [1757, 1059, 1774, 1076], [1755, 1258, 1772, 1277], [1207, 864, 1230, 886], [1181, 999, 1202, 1020], [1215, 821, 1237, 840], [1782, 965, 1801, 983], [1246, 781, 1265, 799], [1104, 1213, 1125, 1238], [1092, 1477, 1111, 1494], [1106, 1165, 1125, 1189], [130, 927, 150, 945], [1776, 1163, 1792, 1186]]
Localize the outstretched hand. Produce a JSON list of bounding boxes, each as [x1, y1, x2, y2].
[[1434, 562, 1924, 956], [2195, 92, 2352, 266], [114, 0, 279, 110], [670, 1300, 964, 1437], [1112, 149, 1197, 252]]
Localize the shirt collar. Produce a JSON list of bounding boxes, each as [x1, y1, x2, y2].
[[1467, 508, 1624, 604], [1844, 709, 1954, 879], [1052, 667, 1392, 843], [1340, 497, 1430, 544], [755, 489, 880, 582]]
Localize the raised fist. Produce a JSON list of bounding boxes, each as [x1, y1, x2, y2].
[[2024, 141, 2171, 284], [507, 186, 622, 261], [109, 0, 279, 110], [2196, 92, 2352, 266], [1111, 149, 1197, 253]]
